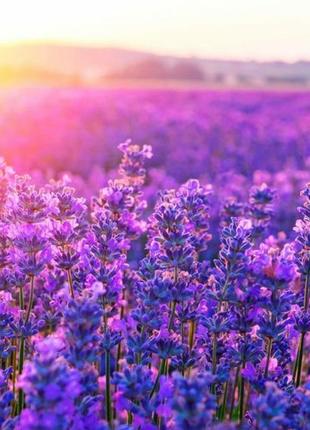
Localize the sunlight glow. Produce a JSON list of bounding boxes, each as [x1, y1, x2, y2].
[[0, 0, 309, 60]]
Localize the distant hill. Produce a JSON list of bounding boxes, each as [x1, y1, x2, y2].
[[106, 58, 205, 81], [0, 44, 153, 79], [0, 43, 309, 87]]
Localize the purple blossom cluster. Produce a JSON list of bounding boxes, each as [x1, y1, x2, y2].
[[0, 139, 309, 430]]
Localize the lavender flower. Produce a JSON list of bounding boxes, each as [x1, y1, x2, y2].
[[171, 373, 216, 430], [0, 141, 307, 430]]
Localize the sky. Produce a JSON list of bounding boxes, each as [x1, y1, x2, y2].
[[0, 0, 309, 61]]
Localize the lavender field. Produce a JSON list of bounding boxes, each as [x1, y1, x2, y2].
[[0, 89, 309, 234], [0, 88, 310, 429]]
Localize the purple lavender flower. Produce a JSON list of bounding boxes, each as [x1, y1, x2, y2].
[[0, 139, 308, 430], [248, 183, 275, 238], [64, 297, 102, 369], [18, 338, 81, 430], [171, 373, 216, 430], [247, 382, 291, 430]]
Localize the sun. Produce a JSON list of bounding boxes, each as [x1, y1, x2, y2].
[[0, 0, 90, 45], [0, 2, 40, 44]]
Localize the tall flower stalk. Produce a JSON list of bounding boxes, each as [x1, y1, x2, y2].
[[293, 183, 310, 387]]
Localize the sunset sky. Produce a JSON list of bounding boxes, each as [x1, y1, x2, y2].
[[0, 0, 309, 61]]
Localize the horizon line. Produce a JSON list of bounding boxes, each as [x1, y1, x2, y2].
[[0, 39, 309, 65]]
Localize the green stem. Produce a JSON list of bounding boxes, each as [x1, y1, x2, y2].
[[239, 370, 245, 422], [168, 266, 179, 333], [164, 358, 169, 376], [16, 281, 26, 415], [211, 333, 218, 395], [187, 320, 196, 377], [218, 381, 228, 420], [105, 350, 112, 427], [150, 359, 166, 399], [294, 270, 309, 386], [264, 337, 273, 378], [135, 352, 141, 365], [11, 340, 17, 416], [181, 300, 185, 342], [25, 276, 35, 324], [116, 342, 122, 370], [229, 366, 240, 420], [295, 332, 305, 387], [168, 300, 177, 331], [304, 271, 309, 311], [116, 293, 125, 372], [293, 336, 301, 382], [17, 337, 25, 414], [19, 286, 24, 311], [212, 333, 217, 374], [188, 320, 196, 351], [127, 411, 133, 425], [181, 310, 185, 376], [67, 269, 75, 299]]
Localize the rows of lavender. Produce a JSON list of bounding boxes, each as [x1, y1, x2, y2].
[[0, 139, 309, 429], [0, 89, 309, 238], [1, 89, 309, 179], [0, 88, 310, 255]]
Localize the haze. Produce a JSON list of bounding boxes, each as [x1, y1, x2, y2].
[[0, 0, 309, 61]]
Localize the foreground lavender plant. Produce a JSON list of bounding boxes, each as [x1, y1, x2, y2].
[[293, 184, 310, 388], [0, 147, 309, 430]]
